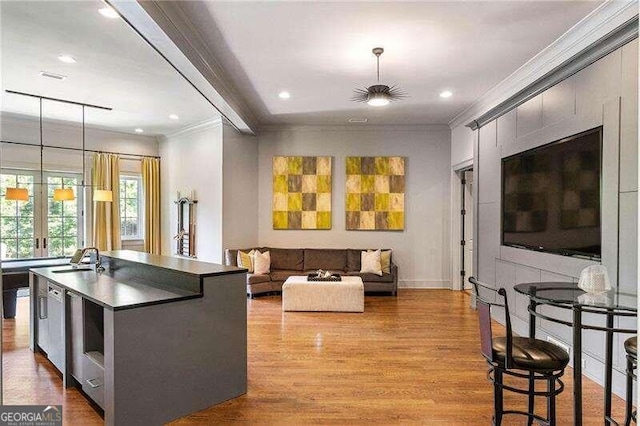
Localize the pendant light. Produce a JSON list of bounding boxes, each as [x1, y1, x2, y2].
[[53, 187, 75, 201], [93, 189, 113, 202], [5, 187, 29, 201]]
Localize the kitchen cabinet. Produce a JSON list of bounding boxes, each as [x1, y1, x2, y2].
[[35, 279, 49, 353], [46, 282, 64, 372], [68, 292, 83, 382], [30, 250, 247, 425]]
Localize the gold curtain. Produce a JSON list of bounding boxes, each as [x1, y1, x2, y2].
[[141, 157, 161, 254], [92, 153, 121, 251]]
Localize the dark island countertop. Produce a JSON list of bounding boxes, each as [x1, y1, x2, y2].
[[31, 266, 202, 311], [101, 250, 247, 277]]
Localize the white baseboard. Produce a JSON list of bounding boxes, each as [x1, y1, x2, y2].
[[398, 280, 452, 289]]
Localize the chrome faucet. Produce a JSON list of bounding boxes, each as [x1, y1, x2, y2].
[[81, 247, 104, 273]]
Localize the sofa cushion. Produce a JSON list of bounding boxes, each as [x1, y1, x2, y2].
[[304, 249, 347, 271], [360, 249, 382, 276], [346, 271, 394, 283], [270, 270, 305, 282], [247, 274, 271, 285], [346, 249, 362, 272], [225, 248, 262, 267], [267, 248, 304, 271], [347, 249, 392, 272], [225, 249, 239, 267]]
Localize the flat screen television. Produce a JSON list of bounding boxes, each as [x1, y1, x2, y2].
[[501, 127, 602, 259]]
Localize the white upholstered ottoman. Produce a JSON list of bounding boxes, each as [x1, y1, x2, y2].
[[282, 276, 364, 312]]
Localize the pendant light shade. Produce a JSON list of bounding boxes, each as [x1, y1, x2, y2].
[[53, 187, 75, 201], [94, 189, 113, 202], [5, 187, 29, 201]]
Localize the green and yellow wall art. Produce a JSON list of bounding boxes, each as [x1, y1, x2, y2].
[[273, 156, 332, 230], [345, 156, 405, 230]]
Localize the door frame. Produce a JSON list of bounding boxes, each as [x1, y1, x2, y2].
[[450, 160, 473, 291]]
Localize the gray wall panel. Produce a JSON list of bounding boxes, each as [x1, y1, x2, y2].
[[516, 94, 543, 138], [601, 99, 621, 286], [514, 264, 540, 321], [496, 109, 516, 148], [618, 191, 638, 293], [620, 39, 639, 192], [478, 120, 500, 204], [477, 202, 499, 286], [575, 49, 622, 118], [542, 77, 576, 127], [471, 39, 636, 397], [495, 260, 516, 314]]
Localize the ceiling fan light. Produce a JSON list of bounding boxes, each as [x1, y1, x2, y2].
[[367, 93, 390, 107], [53, 187, 75, 201], [5, 187, 29, 201]]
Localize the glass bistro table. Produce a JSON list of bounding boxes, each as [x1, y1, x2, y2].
[[514, 282, 637, 426]]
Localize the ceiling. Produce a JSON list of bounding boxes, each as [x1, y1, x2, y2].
[[1, 1, 216, 136], [181, 1, 603, 126]]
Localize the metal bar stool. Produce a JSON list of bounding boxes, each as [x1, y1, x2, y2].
[[470, 277, 570, 426], [625, 336, 637, 426]]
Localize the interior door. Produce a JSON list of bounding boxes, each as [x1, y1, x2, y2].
[[463, 171, 474, 289]]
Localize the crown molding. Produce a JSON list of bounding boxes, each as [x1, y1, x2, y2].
[[257, 123, 451, 133], [0, 111, 158, 142], [162, 117, 223, 140], [108, 0, 257, 135], [449, 0, 639, 130]]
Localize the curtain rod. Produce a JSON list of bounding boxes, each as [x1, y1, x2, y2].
[[0, 139, 160, 160], [5, 90, 113, 111]]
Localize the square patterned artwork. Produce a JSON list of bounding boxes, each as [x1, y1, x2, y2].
[[273, 156, 332, 230], [345, 156, 405, 230]]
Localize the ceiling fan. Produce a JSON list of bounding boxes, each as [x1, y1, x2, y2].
[[352, 47, 407, 107]]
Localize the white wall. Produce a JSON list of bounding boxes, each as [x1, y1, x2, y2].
[[450, 124, 475, 169], [222, 122, 259, 251], [159, 120, 223, 262], [256, 125, 452, 288], [456, 39, 638, 396]]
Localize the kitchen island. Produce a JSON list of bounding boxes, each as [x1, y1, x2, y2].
[[29, 250, 247, 425]]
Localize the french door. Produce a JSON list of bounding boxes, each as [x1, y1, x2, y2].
[[0, 170, 83, 259]]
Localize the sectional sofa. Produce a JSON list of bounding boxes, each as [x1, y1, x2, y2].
[[224, 248, 398, 297]]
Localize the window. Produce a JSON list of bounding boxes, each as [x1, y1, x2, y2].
[[46, 175, 81, 257], [0, 170, 82, 260], [120, 176, 143, 240], [1, 171, 36, 259]]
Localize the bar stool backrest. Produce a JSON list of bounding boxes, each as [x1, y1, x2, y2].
[[469, 276, 514, 369]]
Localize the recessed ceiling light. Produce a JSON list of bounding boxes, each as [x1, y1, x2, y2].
[[98, 6, 119, 19], [58, 55, 76, 64], [135, 128, 144, 133], [439, 90, 453, 98], [348, 118, 368, 123], [169, 114, 179, 120], [278, 91, 291, 99], [40, 71, 67, 81]]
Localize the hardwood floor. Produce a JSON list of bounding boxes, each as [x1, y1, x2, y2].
[[3, 290, 630, 424]]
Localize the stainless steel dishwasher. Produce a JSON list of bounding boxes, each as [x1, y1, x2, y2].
[[47, 282, 64, 372]]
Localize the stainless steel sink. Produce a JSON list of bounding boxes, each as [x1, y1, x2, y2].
[[52, 268, 92, 274]]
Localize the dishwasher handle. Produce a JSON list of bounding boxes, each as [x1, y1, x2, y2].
[[48, 286, 63, 303], [38, 295, 48, 320]]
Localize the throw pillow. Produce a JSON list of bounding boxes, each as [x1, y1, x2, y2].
[[237, 250, 255, 273], [253, 250, 271, 275], [360, 249, 382, 276], [380, 250, 392, 274], [367, 249, 391, 273]]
